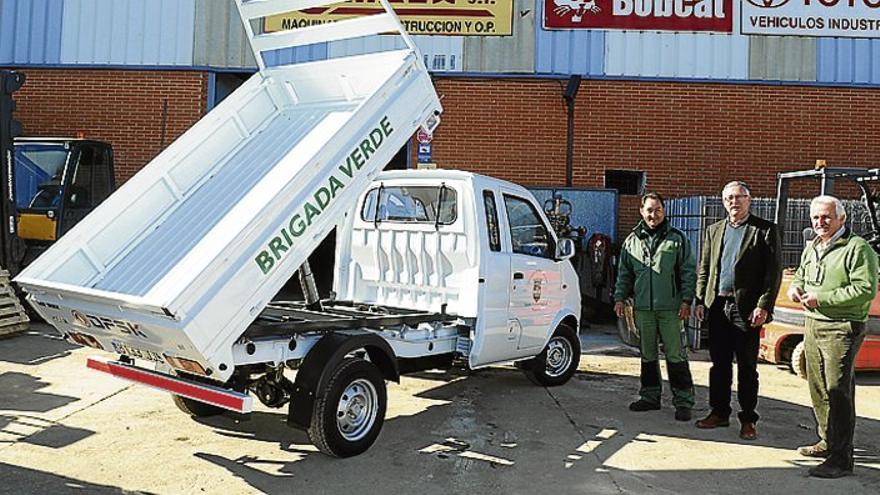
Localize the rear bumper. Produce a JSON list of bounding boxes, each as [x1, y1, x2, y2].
[[87, 356, 253, 413]]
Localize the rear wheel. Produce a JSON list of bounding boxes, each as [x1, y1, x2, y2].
[[172, 395, 225, 417], [308, 358, 387, 457], [790, 341, 807, 380], [523, 323, 581, 387]]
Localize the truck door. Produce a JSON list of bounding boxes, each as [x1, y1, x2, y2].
[[469, 189, 520, 367], [502, 192, 561, 351], [59, 144, 112, 236]]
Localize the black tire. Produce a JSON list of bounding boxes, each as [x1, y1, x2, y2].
[[523, 323, 581, 387], [172, 395, 225, 417], [308, 358, 387, 457], [790, 341, 808, 380]]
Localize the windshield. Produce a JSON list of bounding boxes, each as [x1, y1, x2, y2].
[[14, 144, 69, 209]]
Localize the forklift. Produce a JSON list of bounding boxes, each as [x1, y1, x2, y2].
[[1, 70, 116, 276], [759, 163, 880, 376], [1, 70, 115, 331]]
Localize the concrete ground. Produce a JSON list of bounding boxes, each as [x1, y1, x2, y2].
[[1, 323, 879, 495]]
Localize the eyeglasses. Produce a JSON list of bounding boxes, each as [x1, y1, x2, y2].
[[723, 194, 749, 202]]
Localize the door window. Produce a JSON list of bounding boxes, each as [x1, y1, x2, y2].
[[483, 190, 501, 252], [67, 146, 94, 208], [91, 147, 113, 205], [14, 144, 68, 209], [503, 195, 553, 259]]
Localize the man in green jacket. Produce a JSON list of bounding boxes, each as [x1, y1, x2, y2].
[[788, 195, 878, 479], [614, 192, 697, 421]]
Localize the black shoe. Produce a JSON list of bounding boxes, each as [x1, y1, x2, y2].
[[629, 399, 661, 412], [808, 459, 853, 479], [797, 443, 829, 458], [674, 407, 692, 421]]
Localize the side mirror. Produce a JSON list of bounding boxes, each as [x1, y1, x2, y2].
[[557, 238, 576, 261]]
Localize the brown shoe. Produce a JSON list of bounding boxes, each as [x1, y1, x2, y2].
[[797, 442, 829, 458], [695, 413, 730, 429], [739, 422, 757, 440]]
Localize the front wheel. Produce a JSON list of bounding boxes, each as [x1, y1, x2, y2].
[[523, 323, 581, 386], [308, 358, 387, 457]]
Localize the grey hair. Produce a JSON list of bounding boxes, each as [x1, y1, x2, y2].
[[811, 195, 846, 219], [722, 181, 751, 197]]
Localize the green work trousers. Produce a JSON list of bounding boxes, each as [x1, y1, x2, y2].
[[634, 309, 695, 408], [804, 318, 867, 468]]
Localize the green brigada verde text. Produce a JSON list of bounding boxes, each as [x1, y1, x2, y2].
[[254, 116, 394, 275]]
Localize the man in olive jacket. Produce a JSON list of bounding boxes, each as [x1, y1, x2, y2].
[[694, 181, 782, 441], [789, 195, 877, 479], [614, 192, 697, 421]]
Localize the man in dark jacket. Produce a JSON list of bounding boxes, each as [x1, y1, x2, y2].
[[615, 192, 697, 421], [694, 181, 782, 440]]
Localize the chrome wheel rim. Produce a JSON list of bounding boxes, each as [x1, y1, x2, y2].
[[336, 378, 378, 442], [545, 336, 573, 378]]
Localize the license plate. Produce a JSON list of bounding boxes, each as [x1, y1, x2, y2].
[[111, 341, 165, 363]]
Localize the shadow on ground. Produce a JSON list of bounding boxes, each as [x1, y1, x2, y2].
[[0, 462, 154, 495], [0, 327, 76, 366], [188, 365, 880, 495]]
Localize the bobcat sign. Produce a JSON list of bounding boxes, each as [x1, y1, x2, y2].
[[543, 0, 733, 32], [742, 0, 880, 38]]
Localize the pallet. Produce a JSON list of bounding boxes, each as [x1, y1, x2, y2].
[[0, 269, 29, 338]]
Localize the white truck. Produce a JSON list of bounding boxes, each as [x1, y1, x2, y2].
[[14, 0, 582, 457]]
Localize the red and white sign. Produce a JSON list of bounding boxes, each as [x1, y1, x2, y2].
[[416, 128, 433, 144], [742, 0, 880, 38], [543, 0, 733, 32]]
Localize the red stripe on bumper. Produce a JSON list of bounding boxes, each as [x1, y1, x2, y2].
[[87, 357, 252, 413]]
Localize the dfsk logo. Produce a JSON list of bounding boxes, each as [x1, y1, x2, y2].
[[70, 310, 150, 341]]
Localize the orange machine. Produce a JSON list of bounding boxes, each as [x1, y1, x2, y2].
[[759, 271, 880, 378]]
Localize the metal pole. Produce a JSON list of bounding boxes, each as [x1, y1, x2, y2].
[[297, 260, 323, 312], [563, 75, 581, 188]]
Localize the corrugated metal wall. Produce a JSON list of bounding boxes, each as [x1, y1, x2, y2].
[[0, 0, 63, 65], [817, 38, 880, 85], [59, 0, 194, 66], [193, 0, 254, 69], [326, 35, 462, 72], [1, 0, 879, 87], [463, 0, 534, 73], [534, 0, 603, 76], [605, 31, 748, 80], [749, 36, 816, 82]]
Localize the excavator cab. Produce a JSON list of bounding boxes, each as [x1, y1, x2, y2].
[[14, 138, 115, 247]]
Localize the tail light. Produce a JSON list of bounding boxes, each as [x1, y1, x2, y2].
[[164, 355, 208, 376]]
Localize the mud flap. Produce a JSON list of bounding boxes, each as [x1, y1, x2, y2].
[[287, 332, 398, 430]]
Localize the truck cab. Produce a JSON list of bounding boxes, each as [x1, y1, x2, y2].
[[336, 170, 581, 368], [14, 137, 115, 250]]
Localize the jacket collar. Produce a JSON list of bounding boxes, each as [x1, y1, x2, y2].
[[633, 219, 670, 240], [811, 227, 851, 255]]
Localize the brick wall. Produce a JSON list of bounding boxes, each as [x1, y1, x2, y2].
[[12, 70, 878, 239], [12, 68, 207, 184], [429, 77, 880, 237]]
